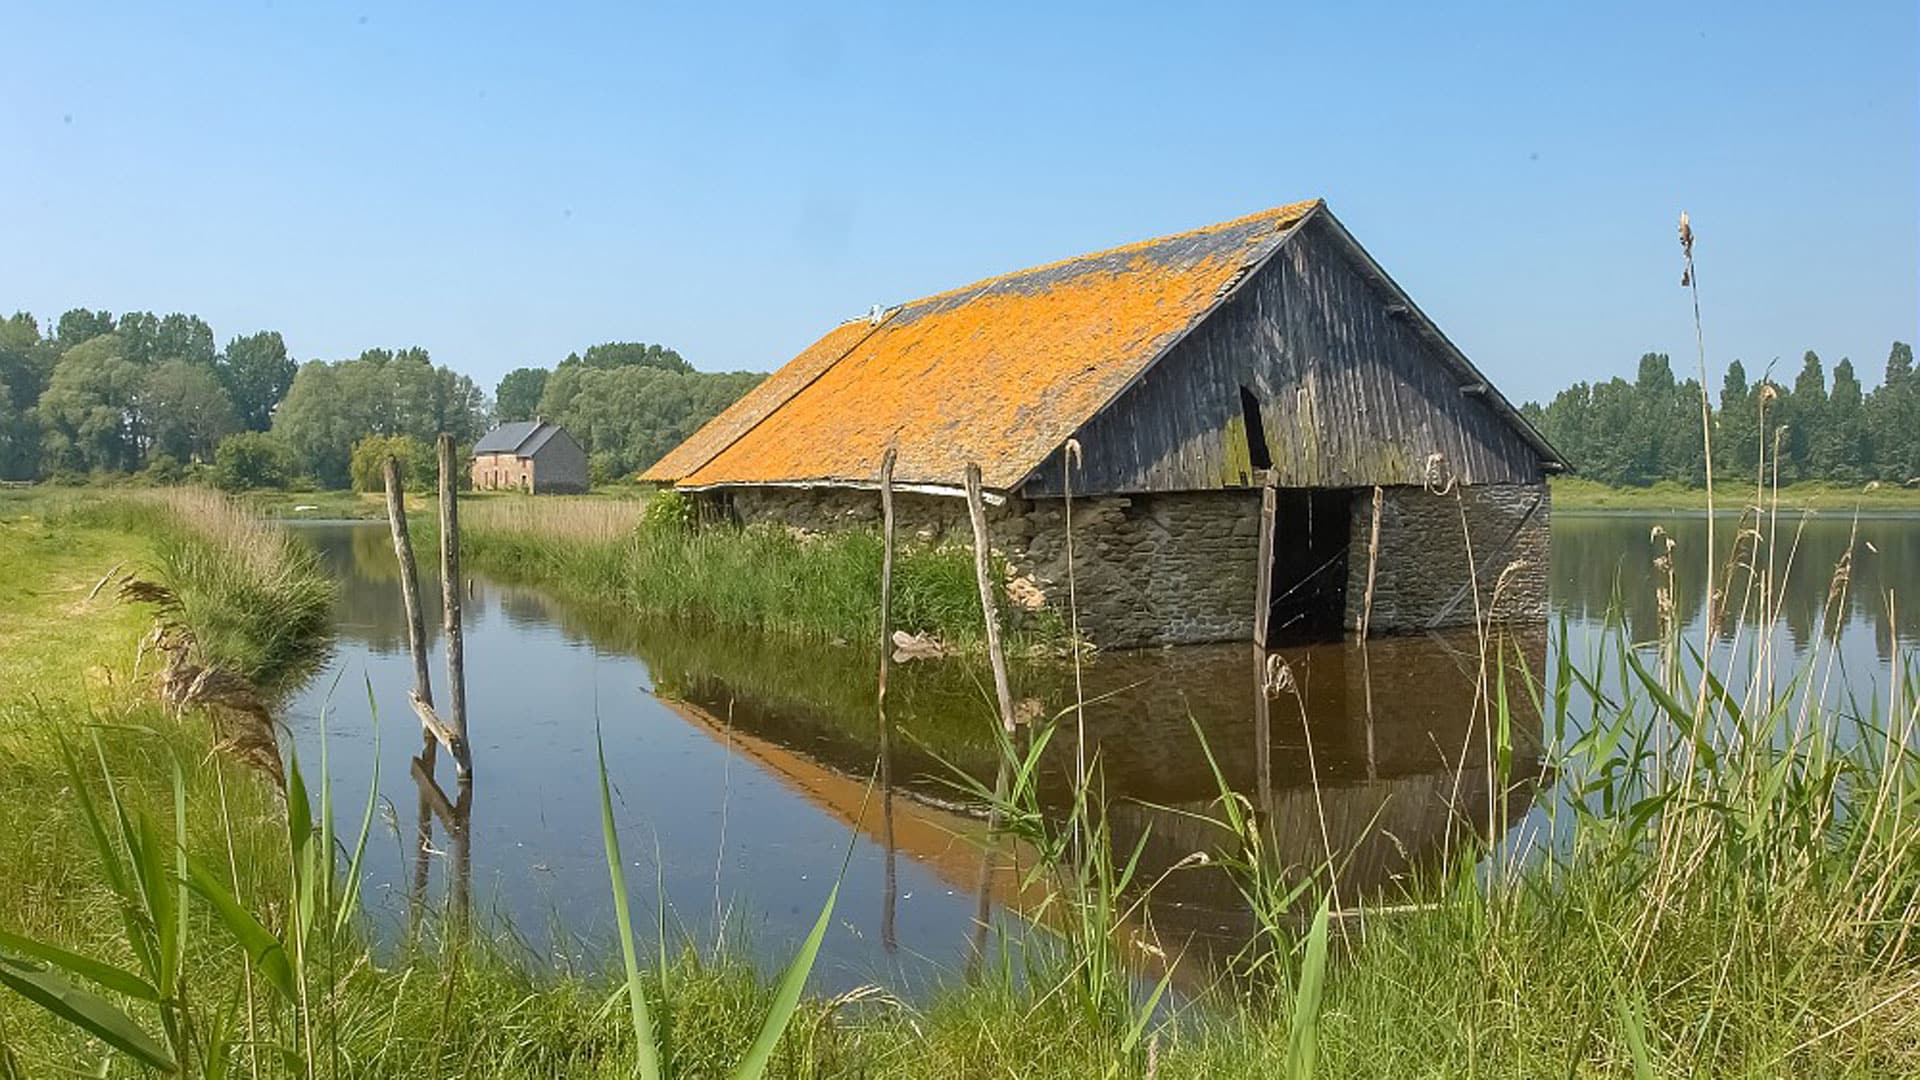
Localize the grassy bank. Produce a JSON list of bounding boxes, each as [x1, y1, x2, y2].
[[451, 493, 1062, 653], [3, 490, 1917, 1076], [1553, 475, 1920, 513]]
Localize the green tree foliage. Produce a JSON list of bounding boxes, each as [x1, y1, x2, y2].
[[494, 366, 549, 421], [217, 331, 296, 431], [1869, 342, 1917, 482], [273, 347, 485, 487], [115, 311, 216, 366], [0, 376, 36, 480], [0, 312, 56, 409], [1530, 341, 1917, 487], [347, 433, 437, 492], [37, 334, 148, 472], [212, 431, 297, 491], [142, 358, 237, 463], [537, 361, 761, 478], [53, 308, 114, 350], [563, 341, 693, 373]]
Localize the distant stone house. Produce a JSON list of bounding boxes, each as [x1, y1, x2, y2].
[[643, 200, 1568, 648], [470, 420, 588, 494]]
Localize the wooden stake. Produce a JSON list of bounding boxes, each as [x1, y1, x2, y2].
[[437, 433, 472, 780], [876, 448, 898, 954], [876, 449, 897, 713], [964, 463, 1017, 735], [383, 457, 440, 767], [1252, 470, 1279, 648]]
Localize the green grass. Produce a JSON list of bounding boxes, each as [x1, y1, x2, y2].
[[39, 489, 337, 693], [1553, 475, 1920, 513], [0, 499, 153, 705], [452, 493, 1065, 654], [2, 486, 1917, 1077]]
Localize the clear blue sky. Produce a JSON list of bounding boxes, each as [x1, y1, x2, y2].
[[4, 2, 1914, 404]]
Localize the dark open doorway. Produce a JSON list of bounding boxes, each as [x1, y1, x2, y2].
[[1238, 386, 1272, 472], [1262, 489, 1353, 644]]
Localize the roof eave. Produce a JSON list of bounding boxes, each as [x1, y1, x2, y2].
[[673, 477, 1009, 505]]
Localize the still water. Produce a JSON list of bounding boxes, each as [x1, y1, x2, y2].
[[284, 512, 1917, 995]]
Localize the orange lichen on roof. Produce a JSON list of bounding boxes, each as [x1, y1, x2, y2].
[[643, 318, 878, 482], [648, 199, 1321, 490]]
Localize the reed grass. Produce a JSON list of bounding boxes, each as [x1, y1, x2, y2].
[[453, 493, 1056, 653], [44, 489, 337, 693]]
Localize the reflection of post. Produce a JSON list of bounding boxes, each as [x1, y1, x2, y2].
[[450, 782, 474, 932], [408, 773, 434, 935], [967, 757, 1012, 981], [411, 754, 474, 930], [437, 434, 472, 781], [876, 449, 899, 955], [1252, 644, 1274, 834], [963, 463, 1017, 734]]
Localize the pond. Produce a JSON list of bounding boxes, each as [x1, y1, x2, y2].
[[283, 510, 1919, 996]]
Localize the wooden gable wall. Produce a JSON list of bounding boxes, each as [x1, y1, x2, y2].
[[1020, 215, 1547, 497]]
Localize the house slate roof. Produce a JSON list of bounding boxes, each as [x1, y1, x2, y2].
[[644, 201, 1323, 491], [473, 420, 563, 457]]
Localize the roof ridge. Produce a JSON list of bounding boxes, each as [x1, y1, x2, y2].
[[889, 199, 1323, 314]]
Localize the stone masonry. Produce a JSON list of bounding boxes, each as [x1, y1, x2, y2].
[[706, 481, 1548, 648], [1346, 484, 1551, 633]]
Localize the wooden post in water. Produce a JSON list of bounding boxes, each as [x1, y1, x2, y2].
[[876, 449, 899, 954], [963, 463, 1017, 735], [1251, 470, 1280, 844], [1252, 469, 1278, 648], [382, 457, 439, 767], [876, 449, 898, 715], [437, 433, 472, 781]]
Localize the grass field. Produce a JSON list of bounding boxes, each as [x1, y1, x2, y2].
[[1552, 475, 1920, 513]]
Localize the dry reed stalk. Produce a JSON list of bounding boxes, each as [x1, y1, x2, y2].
[[1063, 439, 1087, 802], [462, 496, 644, 543]]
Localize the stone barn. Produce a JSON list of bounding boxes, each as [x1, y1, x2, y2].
[[643, 200, 1567, 648], [470, 420, 588, 494]]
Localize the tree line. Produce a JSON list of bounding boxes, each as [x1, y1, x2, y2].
[[1521, 342, 1917, 487], [0, 307, 762, 490], [491, 342, 763, 481]]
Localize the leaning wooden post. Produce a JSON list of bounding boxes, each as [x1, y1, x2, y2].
[[437, 433, 472, 781], [383, 456, 438, 766], [964, 463, 1017, 735]]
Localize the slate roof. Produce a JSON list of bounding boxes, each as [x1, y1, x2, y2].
[[644, 201, 1323, 491], [473, 420, 563, 457]]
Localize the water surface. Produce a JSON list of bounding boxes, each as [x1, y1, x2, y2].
[[284, 510, 1917, 994]]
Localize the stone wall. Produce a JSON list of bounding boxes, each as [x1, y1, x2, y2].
[[1345, 483, 1551, 633], [700, 481, 1548, 647], [472, 452, 532, 492], [1016, 491, 1261, 647], [709, 485, 1261, 648]]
